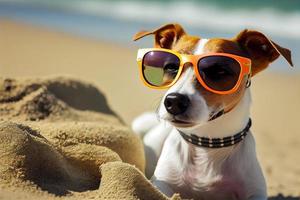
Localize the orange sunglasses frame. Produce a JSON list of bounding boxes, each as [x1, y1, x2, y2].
[[137, 48, 251, 95]]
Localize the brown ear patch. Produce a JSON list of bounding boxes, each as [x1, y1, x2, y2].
[[155, 29, 176, 49], [133, 23, 186, 49], [133, 30, 153, 41], [235, 29, 293, 76], [270, 41, 293, 66]]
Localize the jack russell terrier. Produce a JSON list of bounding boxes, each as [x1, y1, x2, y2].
[[132, 23, 293, 200]]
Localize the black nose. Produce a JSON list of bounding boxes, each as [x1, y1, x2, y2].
[[164, 93, 190, 115]]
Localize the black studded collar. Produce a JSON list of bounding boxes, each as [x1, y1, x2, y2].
[[179, 118, 252, 148]]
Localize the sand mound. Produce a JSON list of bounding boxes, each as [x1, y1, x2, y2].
[[0, 77, 179, 200]]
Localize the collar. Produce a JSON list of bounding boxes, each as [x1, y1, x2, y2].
[[179, 118, 252, 148]]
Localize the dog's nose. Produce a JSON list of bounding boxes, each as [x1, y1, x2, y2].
[[164, 93, 190, 115]]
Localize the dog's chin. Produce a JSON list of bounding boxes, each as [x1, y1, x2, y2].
[[169, 119, 196, 128], [159, 112, 208, 129]]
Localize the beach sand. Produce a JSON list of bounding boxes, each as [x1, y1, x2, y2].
[[0, 20, 299, 199]]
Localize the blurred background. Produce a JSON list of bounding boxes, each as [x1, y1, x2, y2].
[[0, 0, 299, 198]]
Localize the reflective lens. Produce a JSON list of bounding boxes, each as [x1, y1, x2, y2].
[[197, 56, 241, 91], [142, 51, 180, 87]]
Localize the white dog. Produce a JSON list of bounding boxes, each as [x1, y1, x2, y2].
[[132, 24, 293, 200]]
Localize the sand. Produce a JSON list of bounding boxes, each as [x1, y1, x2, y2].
[[0, 77, 184, 200], [0, 20, 299, 199]]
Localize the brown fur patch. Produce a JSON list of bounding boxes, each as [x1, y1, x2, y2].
[[172, 35, 200, 54], [189, 38, 250, 112], [203, 39, 248, 57]]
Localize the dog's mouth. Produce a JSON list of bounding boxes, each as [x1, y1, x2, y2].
[[168, 108, 226, 127], [170, 119, 195, 128]]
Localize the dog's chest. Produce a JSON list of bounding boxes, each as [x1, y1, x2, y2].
[[155, 131, 247, 199], [180, 147, 246, 199]]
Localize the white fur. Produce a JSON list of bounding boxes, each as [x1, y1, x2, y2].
[[179, 89, 251, 138], [152, 90, 266, 199], [158, 67, 211, 125], [132, 112, 160, 138], [194, 38, 209, 54], [158, 38, 211, 125], [132, 38, 267, 200]]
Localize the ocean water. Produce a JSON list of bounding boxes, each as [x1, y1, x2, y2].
[[0, 0, 299, 72]]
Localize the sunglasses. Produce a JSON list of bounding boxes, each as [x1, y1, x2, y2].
[[137, 48, 251, 95]]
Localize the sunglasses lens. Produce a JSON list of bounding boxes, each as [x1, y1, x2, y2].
[[142, 51, 180, 87], [197, 56, 241, 92]]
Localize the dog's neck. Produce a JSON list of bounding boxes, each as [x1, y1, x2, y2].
[[178, 89, 252, 139], [175, 90, 252, 187]]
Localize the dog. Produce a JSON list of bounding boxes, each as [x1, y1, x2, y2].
[[132, 23, 293, 200]]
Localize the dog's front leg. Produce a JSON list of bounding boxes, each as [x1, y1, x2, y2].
[[143, 122, 172, 178], [132, 112, 173, 177]]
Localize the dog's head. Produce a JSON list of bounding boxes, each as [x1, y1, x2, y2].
[[134, 24, 293, 129]]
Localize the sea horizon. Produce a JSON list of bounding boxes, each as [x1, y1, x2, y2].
[[0, 0, 299, 72]]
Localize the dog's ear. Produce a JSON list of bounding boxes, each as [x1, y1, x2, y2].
[[235, 29, 293, 76], [133, 23, 186, 49]]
